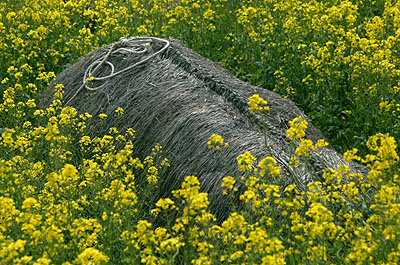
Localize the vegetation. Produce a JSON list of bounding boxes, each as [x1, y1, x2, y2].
[[1, 0, 399, 264]]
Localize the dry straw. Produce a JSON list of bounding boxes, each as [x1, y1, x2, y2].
[[42, 37, 367, 220]]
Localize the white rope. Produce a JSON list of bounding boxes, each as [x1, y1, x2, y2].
[[64, 36, 170, 106]]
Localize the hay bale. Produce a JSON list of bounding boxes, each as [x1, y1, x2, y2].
[[42, 37, 367, 220]]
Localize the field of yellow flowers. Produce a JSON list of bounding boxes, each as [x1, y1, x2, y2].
[[1, 0, 400, 264]]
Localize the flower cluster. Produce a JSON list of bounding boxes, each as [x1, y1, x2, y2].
[[0, 85, 169, 263], [237, 151, 257, 172], [247, 94, 270, 114], [286, 116, 308, 140], [208, 133, 229, 150]]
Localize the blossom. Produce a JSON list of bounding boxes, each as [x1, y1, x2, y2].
[[115, 107, 124, 116], [208, 134, 228, 150], [237, 151, 256, 172], [295, 138, 314, 157], [74, 248, 109, 264], [257, 156, 281, 177], [22, 197, 40, 211], [98, 113, 107, 119], [286, 116, 308, 140], [247, 94, 270, 114]]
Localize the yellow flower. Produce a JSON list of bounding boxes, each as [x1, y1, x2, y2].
[[22, 197, 39, 211], [74, 248, 109, 264], [85, 76, 94, 83], [137, 25, 148, 34], [286, 116, 308, 140], [115, 107, 124, 116], [26, 99, 36, 108], [7, 65, 16, 73], [98, 113, 107, 119], [208, 133, 228, 150], [161, 158, 170, 167], [109, 127, 118, 134], [230, 250, 243, 260], [147, 166, 158, 184], [290, 155, 300, 167], [0, 240, 26, 264], [237, 151, 256, 172], [379, 101, 392, 112], [1, 77, 9, 84], [160, 237, 183, 252], [306, 202, 333, 223], [257, 156, 281, 177], [14, 72, 23, 79], [221, 176, 236, 191], [61, 164, 78, 179], [136, 220, 152, 235], [344, 148, 361, 162], [313, 139, 329, 150], [23, 121, 32, 128], [367, 133, 399, 162], [203, 9, 215, 20], [154, 198, 175, 211], [295, 138, 314, 157], [248, 94, 270, 114], [0, 197, 20, 232]]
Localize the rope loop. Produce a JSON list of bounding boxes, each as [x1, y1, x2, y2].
[[84, 36, 170, 90], [65, 37, 170, 105]]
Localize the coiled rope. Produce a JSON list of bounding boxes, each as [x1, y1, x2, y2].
[[64, 36, 170, 106]]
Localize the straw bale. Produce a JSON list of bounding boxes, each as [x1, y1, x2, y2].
[[42, 37, 367, 220]]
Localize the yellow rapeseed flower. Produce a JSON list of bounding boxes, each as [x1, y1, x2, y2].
[[247, 94, 270, 114], [221, 176, 236, 191], [61, 164, 78, 179], [98, 113, 107, 119], [74, 248, 109, 264], [208, 133, 229, 150], [286, 116, 308, 140], [154, 198, 175, 212], [237, 151, 256, 172], [22, 197, 39, 211], [344, 148, 361, 162], [257, 156, 281, 177], [295, 138, 314, 157], [115, 107, 124, 116]]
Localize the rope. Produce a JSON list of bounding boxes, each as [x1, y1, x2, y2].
[[64, 36, 170, 106]]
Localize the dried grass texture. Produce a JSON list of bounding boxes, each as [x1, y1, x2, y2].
[[42, 37, 367, 220]]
